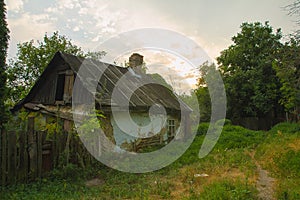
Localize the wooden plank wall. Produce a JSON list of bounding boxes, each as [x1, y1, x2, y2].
[[0, 117, 74, 186], [0, 117, 45, 185]]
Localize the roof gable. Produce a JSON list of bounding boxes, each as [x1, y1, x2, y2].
[[13, 51, 192, 113]]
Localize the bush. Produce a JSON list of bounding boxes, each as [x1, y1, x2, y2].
[[216, 124, 265, 149], [197, 123, 209, 135], [196, 123, 265, 150], [270, 123, 300, 134], [215, 118, 232, 126], [50, 164, 86, 181]]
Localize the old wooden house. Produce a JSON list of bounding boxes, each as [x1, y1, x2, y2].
[[13, 51, 192, 152]]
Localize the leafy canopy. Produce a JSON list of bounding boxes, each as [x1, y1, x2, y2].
[[7, 31, 105, 102], [217, 22, 283, 119], [273, 38, 300, 120]]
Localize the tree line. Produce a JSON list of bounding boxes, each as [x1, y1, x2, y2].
[[196, 22, 300, 123], [1, 1, 299, 127]]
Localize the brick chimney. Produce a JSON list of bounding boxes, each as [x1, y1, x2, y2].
[[129, 53, 143, 68]]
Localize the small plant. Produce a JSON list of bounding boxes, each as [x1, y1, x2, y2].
[[152, 179, 172, 198], [49, 163, 84, 182], [199, 179, 256, 200]]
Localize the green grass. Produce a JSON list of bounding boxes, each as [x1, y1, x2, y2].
[[194, 179, 257, 200], [255, 122, 300, 200], [1, 122, 300, 199]]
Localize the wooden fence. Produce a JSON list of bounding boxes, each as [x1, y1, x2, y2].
[[0, 116, 173, 185], [0, 117, 92, 186]]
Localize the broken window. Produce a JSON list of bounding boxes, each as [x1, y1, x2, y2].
[[55, 70, 74, 104], [55, 73, 65, 101]]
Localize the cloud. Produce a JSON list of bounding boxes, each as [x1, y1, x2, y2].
[[8, 12, 56, 43], [183, 73, 197, 79], [73, 26, 80, 32], [6, 11, 57, 58], [6, 0, 26, 12], [44, 0, 126, 45], [56, 0, 81, 10], [145, 52, 175, 66]]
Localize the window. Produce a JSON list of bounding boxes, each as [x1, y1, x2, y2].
[[55, 73, 65, 101], [167, 119, 176, 140], [55, 70, 74, 103]]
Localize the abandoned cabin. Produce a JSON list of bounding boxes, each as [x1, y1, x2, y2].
[[13, 52, 192, 152]]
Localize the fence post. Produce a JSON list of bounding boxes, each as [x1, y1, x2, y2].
[[28, 117, 37, 179], [18, 129, 28, 182], [52, 131, 57, 168], [8, 131, 17, 184], [37, 130, 43, 178]]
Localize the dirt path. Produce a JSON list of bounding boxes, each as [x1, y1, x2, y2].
[[249, 151, 276, 200], [256, 163, 276, 200]]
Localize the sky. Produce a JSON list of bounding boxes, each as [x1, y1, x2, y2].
[[5, 0, 298, 93]]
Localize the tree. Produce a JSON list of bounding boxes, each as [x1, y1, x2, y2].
[[273, 38, 300, 121], [7, 31, 106, 102], [217, 22, 283, 120], [0, 0, 9, 125], [194, 62, 213, 122]]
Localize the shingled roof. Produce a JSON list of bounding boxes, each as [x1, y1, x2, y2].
[[13, 51, 192, 113]]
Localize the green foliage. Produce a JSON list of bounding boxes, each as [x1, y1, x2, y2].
[[276, 150, 300, 178], [0, 122, 265, 199], [224, 119, 232, 125], [196, 122, 264, 149], [4, 108, 28, 131], [277, 179, 300, 200], [198, 179, 256, 200], [218, 22, 283, 119], [49, 164, 88, 182], [77, 110, 105, 133], [1, 179, 89, 200], [195, 87, 211, 122], [269, 122, 300, 134], [217, 124, 265, 149], [7, 32, 84, 102], [254, 122, 300, 200], [180, 91, 199, 124], [273, 38, 300, 121], [3, 122, 300, 199], [196, 122, 209, 135], [195, 62, 225, 123], [0, 1, 9, 125], [6, 31, 106, 103]]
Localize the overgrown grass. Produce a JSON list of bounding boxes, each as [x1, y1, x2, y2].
[[1, 122, 300, 199], [194, 179, 257, 200], [255, 122, 300, 200]]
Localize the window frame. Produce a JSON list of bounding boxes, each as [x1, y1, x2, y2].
[[167, 119, 176, 140]]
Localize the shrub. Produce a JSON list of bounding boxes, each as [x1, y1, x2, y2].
[[216, 124, 265, 149], [50, 164, 86, 181], [270, 123, 300, 134], [197, 123, 209, 135]]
